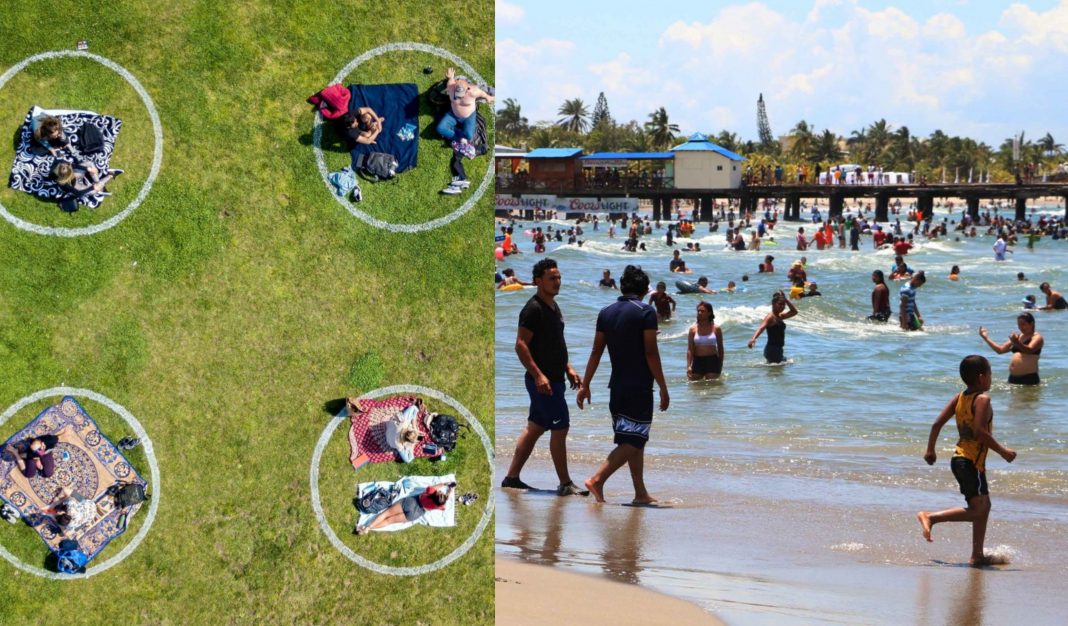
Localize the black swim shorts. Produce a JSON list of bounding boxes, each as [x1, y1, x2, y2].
[[525, 373, 570, 431], [1008, 372, 1040, 385], [692, 354, 722, 376], [951, 457, 989, 502], [609, 389, 653, 449]]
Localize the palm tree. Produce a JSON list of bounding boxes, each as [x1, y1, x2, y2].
[[624, 122, 652, 152], [556, 98, 590, 134], [714, 130, 741, 153], [529, 122, 562, 149], [788, 120, 815, 161], [644, 107, 680, 151], [496, 98, 528, 143], [812, 129, 843, 163], [865, 119, 892, 165], [890, 126, 914, 171], [846, 128, 867, 161], [1039, 132, 1063, 157]]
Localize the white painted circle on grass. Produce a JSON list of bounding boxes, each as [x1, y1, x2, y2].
[[312, 42, 493, 233], [310, 384, 494, 576], [0, 50, 164, 237], [0, 387, 161, 579]]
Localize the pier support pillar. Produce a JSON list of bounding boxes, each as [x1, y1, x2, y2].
[[652, 197, 663, 222], [1015, 197, 1027, 222], [829, 193, 844, 220], [875, 193, 890, 223], [785, 195, 800, 221], [700, 196, 714, 222], [967, 197, 980, 222], [524, 209, 534, 221]]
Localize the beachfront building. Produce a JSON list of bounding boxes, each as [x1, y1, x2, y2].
[[579, 152, 674, 189], [671, 133, 745, 190], [495, 145, 529, 187], [523, 147, 583, 189]]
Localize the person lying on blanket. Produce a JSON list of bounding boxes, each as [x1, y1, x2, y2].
[[4, 434, 59, 479], [342, 108, 385, 145], [51, 161, 123, 201], [44, 486, 105, 537], [355, 482, 455, 535], [385, 404, 424, 463], [436, 67, 493, 149], [32, 116, 70, 157]]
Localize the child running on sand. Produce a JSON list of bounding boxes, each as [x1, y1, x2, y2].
[[916, 355, 1017, 567]]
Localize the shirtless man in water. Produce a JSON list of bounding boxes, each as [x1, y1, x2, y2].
[[978, 313, 1044, 385], [1038, 282, 1068, 310], [436, 67, 493, 146]]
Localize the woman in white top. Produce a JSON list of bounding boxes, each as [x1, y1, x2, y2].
[[385, 404, 423, 463], [687, 301, 724, 380], [45, 486, 104, 536]]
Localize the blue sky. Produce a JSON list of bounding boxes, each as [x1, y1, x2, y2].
[[496, 0, 1068, 147]]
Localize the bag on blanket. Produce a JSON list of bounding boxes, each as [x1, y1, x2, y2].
[[358, 484, 399, 515], [77, 123, 105, 154], [108, 482, 147, 509], [429, 414, 464, 452], [55, 539, 88, 574], [354, 152, 398, 181]]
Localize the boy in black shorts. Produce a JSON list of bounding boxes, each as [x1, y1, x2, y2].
[[916, 355, 1017, 566]]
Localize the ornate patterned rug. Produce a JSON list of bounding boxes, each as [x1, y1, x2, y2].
[[0, 396, 147, 561]]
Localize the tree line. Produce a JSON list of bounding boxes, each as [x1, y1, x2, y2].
[[496, 92, 1066, 183]]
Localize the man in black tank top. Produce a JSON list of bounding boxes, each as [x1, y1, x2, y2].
[[502, 259, 586, 496]]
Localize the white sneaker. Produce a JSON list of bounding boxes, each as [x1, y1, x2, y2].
[[441, 184, 462, 195], [451, 177, 471, 189]]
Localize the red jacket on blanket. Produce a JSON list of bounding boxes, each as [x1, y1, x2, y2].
[[307, 83, 351, 120]]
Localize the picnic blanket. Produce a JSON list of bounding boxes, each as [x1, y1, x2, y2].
[[8, 106, 122, 209], [346, 396, 441, 469], [0, 396, 147, 561], [356, 474, 456, 532], [347, 83, 419, 174]]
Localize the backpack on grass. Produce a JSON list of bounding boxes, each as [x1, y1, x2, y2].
[[428, 414, 465, 452], [354, 152, 398, 181], [55, 539, 88, 574]]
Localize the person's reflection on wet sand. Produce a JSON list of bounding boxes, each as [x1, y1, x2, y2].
[[915, 563, 987, 625], [597, 505, 647, 585], [504, 491, 566, 567]]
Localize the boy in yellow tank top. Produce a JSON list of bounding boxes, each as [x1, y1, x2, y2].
[[916, 355, 1017, 566]]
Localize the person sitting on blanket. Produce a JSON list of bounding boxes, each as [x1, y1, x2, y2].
[[4, 434, 59, 479], [342, 108, 385, 145], [32, 116, 70, 157], [385, 404, 424, 463], [355, 482, 455, 535], [51, 161, 123, 201], [44, 486, 105, 537]]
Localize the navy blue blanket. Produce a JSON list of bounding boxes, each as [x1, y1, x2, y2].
[[348, 83, 419, 174]]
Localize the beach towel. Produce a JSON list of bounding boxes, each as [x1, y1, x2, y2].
[[345, 396, 441, 470], [347, 83, 419, 175], [8, 106, 122, 209], [356, 474, 456, 532], [0, 397, 147, 562]]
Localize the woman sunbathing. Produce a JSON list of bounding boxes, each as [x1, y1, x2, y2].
[[355, 482, 454, 535], [385, 404, 424, 463], [51, 161, 123, 201], [342, 108, 385, 145]]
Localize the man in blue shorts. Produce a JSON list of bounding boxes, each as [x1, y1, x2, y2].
[[576, 265, 670, 504], [502, 258, 586, 496]]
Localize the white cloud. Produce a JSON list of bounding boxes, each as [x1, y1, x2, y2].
[[923, 13, 966, 39], [496, 0, 525, 25]]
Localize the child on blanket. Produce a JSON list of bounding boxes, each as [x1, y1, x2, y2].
[[355, 482, 455, 535], [51, 161, 123, 201], [342, 108, 385, 146]]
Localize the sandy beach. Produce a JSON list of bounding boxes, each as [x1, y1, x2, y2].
[[496, 558, 722, 626]]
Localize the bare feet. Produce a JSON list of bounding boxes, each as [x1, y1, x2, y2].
[[584, 478, 605, 503], [632, 496, 658, 506], [969, 554, 993, 567], [916, 511, 932, 542]]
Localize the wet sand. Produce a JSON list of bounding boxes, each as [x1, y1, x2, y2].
[[496, 558, 722, 626], [496, 459, 1068, 625]]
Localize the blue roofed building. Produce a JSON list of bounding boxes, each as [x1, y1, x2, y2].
[[671, 133, 745, 190]]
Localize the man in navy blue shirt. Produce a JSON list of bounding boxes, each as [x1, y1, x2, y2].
[[576, 265, 670, 504]]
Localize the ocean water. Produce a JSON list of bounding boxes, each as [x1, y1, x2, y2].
[[495, 204, 1068, 624]]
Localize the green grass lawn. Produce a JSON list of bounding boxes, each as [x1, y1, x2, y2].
[[0, 2, 494, 624]]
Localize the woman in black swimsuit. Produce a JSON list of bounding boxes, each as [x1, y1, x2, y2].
[[748, 291, 798, 364], [979, 313, 1044, 385]]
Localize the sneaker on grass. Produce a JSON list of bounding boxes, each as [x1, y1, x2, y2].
[[441, 184, 463, 195], [501, 476, 534, 490], [451, 176, 471, 189]]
